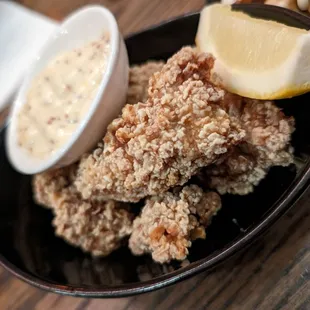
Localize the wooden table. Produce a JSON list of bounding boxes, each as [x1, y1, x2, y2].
[[1, 1, 309, 309]]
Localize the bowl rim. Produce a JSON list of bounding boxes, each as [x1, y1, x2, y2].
[[1, 3, 310, 298]]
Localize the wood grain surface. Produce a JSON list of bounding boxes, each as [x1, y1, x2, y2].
[[1, 1, 309, 309]]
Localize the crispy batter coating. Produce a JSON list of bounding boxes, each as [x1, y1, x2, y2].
[[33, 164, 78, 208], [33, 164, 134, 256], [127, 61, 164, 104], [75, 47, 245, 202], [129, 185, 221, 263], [206, 98, 295, 195], [53, 197, 133, 256]]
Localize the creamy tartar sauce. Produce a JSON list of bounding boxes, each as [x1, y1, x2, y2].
[[17, 37, 110, 158]]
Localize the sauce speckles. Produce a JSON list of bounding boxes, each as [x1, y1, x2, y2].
[[17, 37, 110, 159]]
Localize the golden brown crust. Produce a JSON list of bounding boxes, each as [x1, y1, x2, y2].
[[33, 164, 78, 208], [33, 164, 134, 256], [75, 47, 245, 202], [206, 98, 295, 195], [53, 198, 133, 256], [127, 61, 164, 104], [128, 185, 221, 263]]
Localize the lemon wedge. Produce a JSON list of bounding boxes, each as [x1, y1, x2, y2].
[[196, 4, 310, 99]]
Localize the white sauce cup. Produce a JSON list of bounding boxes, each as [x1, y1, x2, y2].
[[6, 5, 129, 174]]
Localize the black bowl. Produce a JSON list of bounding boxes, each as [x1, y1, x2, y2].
[[1, 4, 310, 298]]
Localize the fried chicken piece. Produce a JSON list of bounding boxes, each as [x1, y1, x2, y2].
[[127, 61, 164, 104], [75, 47, 245, 202], [53, 196, 133, 256], [129, 185, 221, 263], [204, 146, 268, 195], [33, 164, 134, 256], [33, 164, 78, 208], [206, 98, 295, 195]]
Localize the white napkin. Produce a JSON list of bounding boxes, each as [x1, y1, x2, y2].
[[0, 1, 58, 112]]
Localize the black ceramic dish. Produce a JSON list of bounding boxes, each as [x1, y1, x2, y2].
[[1, 4, 310, 298]]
